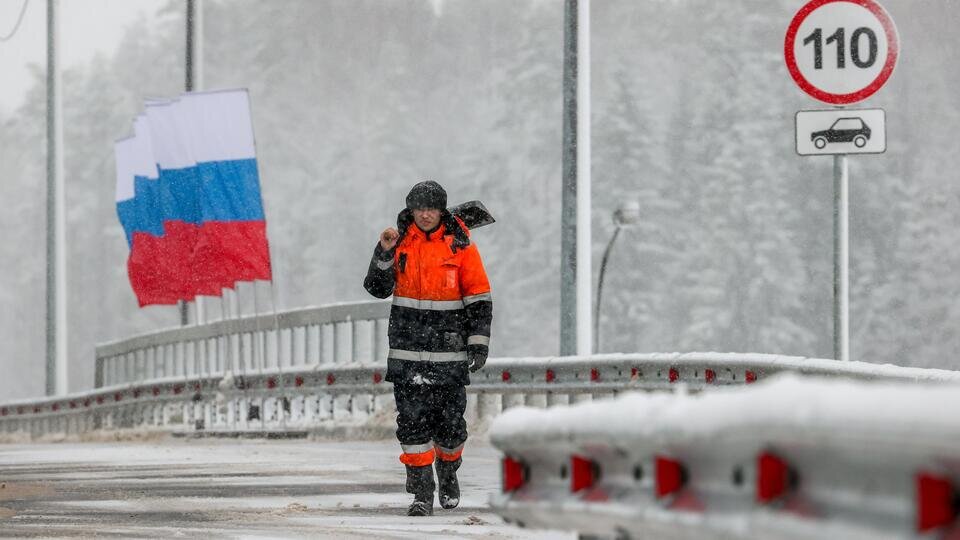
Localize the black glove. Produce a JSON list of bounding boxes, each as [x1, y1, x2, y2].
[[467, 344, 488, 372], [374, 242, 395, 262]]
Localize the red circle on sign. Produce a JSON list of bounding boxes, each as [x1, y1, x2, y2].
[[784, 0, 899, 104]]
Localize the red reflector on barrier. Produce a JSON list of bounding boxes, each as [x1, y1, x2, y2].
[[0, 408, 6, 416], [173, 385, 184, 395], [746, 370, 758, 383], [52, 403, 60, 411], [83, 400, 90, 408], [917, 472, 957, 531], [295, 376, 304, 387], [152, 387, 160, 396], [545, 369, 555, 383], [669, 368, 679, 383], [114, 393, 123, 402], [757, 452, 791, 503], [193, 383, 202, 392], [502, 371, 511, 382], [656, 456, 687, 498], [33, 407, 40, 414], [503, 456, 525, 493], [571, 455, 598, 492], [266, 378, 277, 389], [96, 396, 104, 404], [373, 372, 383, 384], [705, 369, 716, 383], [591, 368, 600, 381], [69, 402, 76, 409], [326, 374, 336, 385], [631, 367, 639, 379]]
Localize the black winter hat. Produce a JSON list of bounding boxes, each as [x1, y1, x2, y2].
[[405, 181, 447, 210]]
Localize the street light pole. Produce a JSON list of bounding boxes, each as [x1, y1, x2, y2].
[[560, 0, 591, 356], [594, 201, 640, 353], [594, 225, 621, 354], [46, 0, 67, 396]]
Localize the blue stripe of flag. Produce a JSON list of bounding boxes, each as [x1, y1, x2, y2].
[[116, 158, 265, 247]]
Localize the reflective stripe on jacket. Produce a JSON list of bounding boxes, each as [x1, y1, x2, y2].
[[364, 212, 492, 386]]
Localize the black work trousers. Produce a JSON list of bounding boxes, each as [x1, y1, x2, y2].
[[394, 383, 468, 450]]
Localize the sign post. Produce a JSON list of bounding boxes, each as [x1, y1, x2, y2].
[[784, 0, 899, 361]]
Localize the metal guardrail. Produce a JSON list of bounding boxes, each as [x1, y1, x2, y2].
[[4, 337, 960, 440], [2, 301, 959, 440], [488, 374, 960, 539], [94, 300, 391, 388]]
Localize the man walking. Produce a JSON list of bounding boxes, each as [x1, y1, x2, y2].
[[364, 181, 493, 516]]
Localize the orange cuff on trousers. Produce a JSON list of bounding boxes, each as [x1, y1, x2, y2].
[[399, 448, 436, 467], [435, 445, 464, 462]]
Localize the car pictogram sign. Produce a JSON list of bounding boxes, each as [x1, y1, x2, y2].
[[796, 108, 886, 155]]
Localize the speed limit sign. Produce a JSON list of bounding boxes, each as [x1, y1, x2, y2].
[[785, 0, 899, 105]]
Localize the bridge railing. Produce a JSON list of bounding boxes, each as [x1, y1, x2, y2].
[[3, 300, 960, 440], [94, 300, 391, 388], [4, 354, 960, 440]]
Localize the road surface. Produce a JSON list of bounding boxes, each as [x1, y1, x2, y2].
[[0, 437, 570, 539]]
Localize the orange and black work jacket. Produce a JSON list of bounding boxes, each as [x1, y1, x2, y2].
[[364, 210, 492, 386]]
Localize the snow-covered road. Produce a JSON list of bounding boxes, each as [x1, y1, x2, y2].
[[0, 437, 570, 539]]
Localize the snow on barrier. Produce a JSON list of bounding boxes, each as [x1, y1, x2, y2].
[[2, 349, 960, 441], [489, 374, 960, 540]]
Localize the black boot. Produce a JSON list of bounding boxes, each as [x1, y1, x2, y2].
[[435, 458, 461, 509], [405, 464, 434, 516]]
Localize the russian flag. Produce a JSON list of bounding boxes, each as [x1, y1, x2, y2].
[[114, 89, 272, 307]]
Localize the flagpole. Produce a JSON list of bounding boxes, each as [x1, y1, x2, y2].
[[234, 283, 247, 377], [249, 280, 266, 426], [253, 281, 264, 374], [244, 88, 278, 378], [239, 85, 277, 425], [267, 280, 286, 427], [268, 282, 282, 375], [220, 294, 229, 375], [183, 0, 204, 326]]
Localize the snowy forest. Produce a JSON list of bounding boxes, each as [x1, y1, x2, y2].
[[1, 0, 959, 398]]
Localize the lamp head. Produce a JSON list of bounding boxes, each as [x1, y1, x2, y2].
[[613, 200, 641, 227]]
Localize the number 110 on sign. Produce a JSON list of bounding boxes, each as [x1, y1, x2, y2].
[[803, 27, 878, 70]]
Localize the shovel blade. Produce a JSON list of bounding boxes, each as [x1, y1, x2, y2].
[[449, 200, 495, 230]]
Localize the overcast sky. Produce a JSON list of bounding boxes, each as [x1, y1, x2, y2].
[[0, 0, 164, 114]]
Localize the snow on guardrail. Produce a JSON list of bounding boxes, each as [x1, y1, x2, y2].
[[4, 353, 960, 441], [489, 373, 960, 539]]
